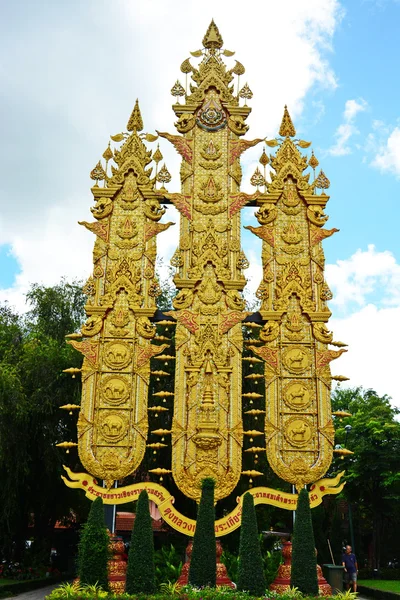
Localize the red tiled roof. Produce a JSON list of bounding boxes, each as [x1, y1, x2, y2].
[[116, 512, 166, 532]]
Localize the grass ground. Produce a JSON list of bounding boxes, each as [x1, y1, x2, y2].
[[359, 579, 400, 593], [0, 581, 19, 587]]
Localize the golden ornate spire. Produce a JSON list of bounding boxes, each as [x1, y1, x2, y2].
[[127, 99, 144, 132], [202, 19, 223, 50], [279, 105, 296, 137], [246, 111, 344, 491], [70, 105, 173, 488]]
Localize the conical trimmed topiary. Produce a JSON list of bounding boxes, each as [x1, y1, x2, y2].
[[126, 489, 156, 594], [188, 478, 216, 588], [237, 492, 266, 595], [77, 497, 109, 590], [291, 488, 319, 596]]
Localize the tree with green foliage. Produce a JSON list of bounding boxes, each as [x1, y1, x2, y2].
[[189, 478, 216, 588], [77, 497, 109, 590], [332, 387, 400, 568], [291, 488, 318, 596], [126, 490, 156, 595], [0, 281, 87, 561], [237, 492, 266, 595]]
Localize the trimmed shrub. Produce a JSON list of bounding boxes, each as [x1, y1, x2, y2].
[[77, 497, 109, 590], [126, 489, 156, 594], [237, 492, 266, 595], [188, 478, 216, 588], [290, 487, 319, 596]]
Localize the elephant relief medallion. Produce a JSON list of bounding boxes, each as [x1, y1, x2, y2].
[[282, 347, 310, 373], [104, 342, 131, 370], [100, 412, 128, 443], [101, 375, 130, 406], [284, 417, 313, 448], [283, 381, 312, 410]]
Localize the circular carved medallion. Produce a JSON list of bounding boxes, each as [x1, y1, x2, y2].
[[100, 412, 128, 443], [101, 375, 130, 406], [284, 417, 313, 448], [283, 380, 312, 410], [104, 342, 131, 370], [283, 346, 310, 373]]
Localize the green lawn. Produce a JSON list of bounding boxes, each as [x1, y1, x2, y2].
[[0, 581, 19, 587], [359, 580, 400, 594]]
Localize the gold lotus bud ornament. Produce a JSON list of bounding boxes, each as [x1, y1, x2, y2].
[[308, 150, 319, 180]]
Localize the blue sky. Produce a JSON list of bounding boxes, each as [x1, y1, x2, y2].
[[1, 0, 400, 405]]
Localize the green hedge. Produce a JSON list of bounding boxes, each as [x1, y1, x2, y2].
[[290, 488, 318, 596], [126, 490, 156, 595], [237, 492, 266, 596], [77, 496, 109, 590], [188, 478, 216, 588]]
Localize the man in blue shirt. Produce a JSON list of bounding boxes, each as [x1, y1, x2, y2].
[[342, 545, 358, 593]]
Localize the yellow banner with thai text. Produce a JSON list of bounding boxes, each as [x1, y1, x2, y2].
[[62, 466, 345, 537]]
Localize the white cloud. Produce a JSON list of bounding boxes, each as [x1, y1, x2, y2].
[[0, 0, 343, 309], [328, 98, 368, 156], [326, 244, 400, 309], [331, 304, 400, 408], [326, 245, 400, 407], [371, 126, 400, 176]]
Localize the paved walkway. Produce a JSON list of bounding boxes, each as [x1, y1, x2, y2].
[[2, 584, 59, 600]]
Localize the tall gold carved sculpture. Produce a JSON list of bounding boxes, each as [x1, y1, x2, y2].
[[247, 107, 346, 490], [161, 21, 263, 502], [63, 21, 347, 516], [72, 103, 173, 488]]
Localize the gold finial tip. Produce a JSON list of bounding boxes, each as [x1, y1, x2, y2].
[[279, 105, 296, 137], [203, 19, 223, 50], [127, 98, 144, 132]]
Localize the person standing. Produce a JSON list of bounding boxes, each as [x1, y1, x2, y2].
[[342, 545, 358, 593]]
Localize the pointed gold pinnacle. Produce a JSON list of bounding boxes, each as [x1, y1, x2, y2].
[[259, 148, 269, 167], [127, 99, 144, 132], [279, 105, 296, 137], [202, 19, 223, 50], [102, 142, 113, 162], [152, 145, 163, 164], [308, 150, 319, 170]]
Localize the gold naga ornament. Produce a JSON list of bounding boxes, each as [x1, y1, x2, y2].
[[68, 99, 174, 489], [246, 106, 347, 490]]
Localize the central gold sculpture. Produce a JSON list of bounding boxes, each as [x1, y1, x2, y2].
[[64, 21, 347, 509]]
